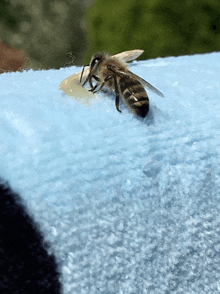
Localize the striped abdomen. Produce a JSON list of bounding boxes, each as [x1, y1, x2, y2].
[[119, 76, 149, 118]]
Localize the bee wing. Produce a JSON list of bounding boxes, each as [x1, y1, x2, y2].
[[114, 49, 144, 63], [127, 70, 164, 98]]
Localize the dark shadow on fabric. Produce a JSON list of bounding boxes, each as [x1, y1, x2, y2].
[[0, 180, 62, 294]]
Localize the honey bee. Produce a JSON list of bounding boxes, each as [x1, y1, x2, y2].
[[80, 51, 164, 118], [59, 49, 145, 98]]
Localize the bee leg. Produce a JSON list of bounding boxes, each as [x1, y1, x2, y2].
[[89, 84, 98, 92], [93, 75, 112, 93], [89, 75, 94, 89], [80, 64, 89, 83], [90, 85, 108, 93], [87, 75, 100, 92], [87, 75, 96, 91], [82, 74, 90, 86], [114, 77, 121, 113], [92, 75, 100, 82]]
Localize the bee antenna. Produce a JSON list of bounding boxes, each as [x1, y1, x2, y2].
[[80, 65, 89, 83]]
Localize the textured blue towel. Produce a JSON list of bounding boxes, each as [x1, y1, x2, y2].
[[1, 53, 220, 294]]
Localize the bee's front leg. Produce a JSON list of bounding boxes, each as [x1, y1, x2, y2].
[[93, 75, 113, 94], [89, 75, 94, 90], [88, 75, 100, 92], [89, 84, 99, 92], [80, 64, 89, 84]]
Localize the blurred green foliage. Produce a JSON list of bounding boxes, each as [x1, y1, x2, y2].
[[1, 0, 219, 69], [0, 0, 87, 69], [83, 0, 220, 63]]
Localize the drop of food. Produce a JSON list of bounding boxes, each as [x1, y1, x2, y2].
[[59, 69, 94, 105]]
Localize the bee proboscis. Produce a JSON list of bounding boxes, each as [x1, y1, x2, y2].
[[80, 50, 164, 118]]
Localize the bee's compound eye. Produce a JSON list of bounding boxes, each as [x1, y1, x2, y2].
[[91, 57, 101, 69]]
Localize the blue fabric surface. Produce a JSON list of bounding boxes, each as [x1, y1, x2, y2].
[[1, 53, 220, 293]]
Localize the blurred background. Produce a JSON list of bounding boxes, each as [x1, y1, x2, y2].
[[0, 0, 220, 72]]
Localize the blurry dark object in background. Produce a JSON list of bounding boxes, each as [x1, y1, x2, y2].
[[0, 0, 88, 69], [0, 39, 25, 73]]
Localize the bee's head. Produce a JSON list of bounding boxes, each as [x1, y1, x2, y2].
[[90, 52, 107, 70]]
